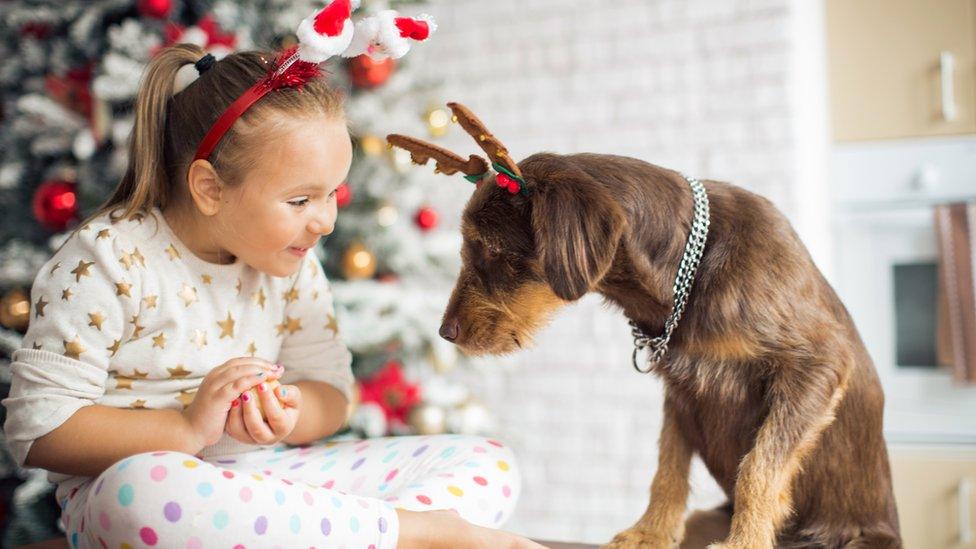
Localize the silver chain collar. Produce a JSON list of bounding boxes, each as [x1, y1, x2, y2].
[[630, 174, 710, 373]]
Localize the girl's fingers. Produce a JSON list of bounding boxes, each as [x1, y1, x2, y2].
[[275, 384, 300, 408], [242, 387, 275, 443], [224, 397, 250, 442], [259, 383, 290, 434]]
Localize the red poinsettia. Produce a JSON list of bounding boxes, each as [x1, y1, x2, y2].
[[357, 360, 421, 426]]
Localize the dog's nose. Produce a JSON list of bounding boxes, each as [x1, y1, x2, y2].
[[439, 318, 460, 342]]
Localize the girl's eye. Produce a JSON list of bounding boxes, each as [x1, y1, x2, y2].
[[328, 189, 338, 199], [288, 197, 310, 207]]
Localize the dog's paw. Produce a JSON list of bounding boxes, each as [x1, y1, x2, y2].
[[603, 528, 679, 549]]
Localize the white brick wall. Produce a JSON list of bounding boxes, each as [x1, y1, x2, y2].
[[410, 0, 829, 543]]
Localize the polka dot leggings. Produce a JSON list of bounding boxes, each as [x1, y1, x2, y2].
[[55, 434, 520, 548]]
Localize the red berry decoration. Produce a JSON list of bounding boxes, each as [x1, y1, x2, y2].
[[138, 0, 173, 19], [506, 181, 520, 194], [414, 206, 439, 231], [495, 173, 512, 188], [33, 180, 78, 232], [336, 182, 352, 208]]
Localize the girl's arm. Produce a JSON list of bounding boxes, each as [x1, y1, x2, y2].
[[26, 405, 201, 477], [282, 380, 348, 445]]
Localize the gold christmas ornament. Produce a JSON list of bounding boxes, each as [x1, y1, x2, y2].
[[360, 134, 385, 156], [341, 242, 377, 280], [390, 147, 413, 173], [0, 288, 31, 331], [426, 107, 450, 137], [408, 403, 447, 435], [376, 203, 399, 227]]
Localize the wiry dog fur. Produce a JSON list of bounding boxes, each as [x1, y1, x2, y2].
[[390, 107, 901, 548]]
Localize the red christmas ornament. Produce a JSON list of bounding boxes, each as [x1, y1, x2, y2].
[[348, 55, 395, 89], [45, 65, 93, 118], [138, 0, 173, 19], [32, 180, 78, 232], [358, 360, 421, 425], [336, 182, 352, 208], [414, 206, 439, 231]]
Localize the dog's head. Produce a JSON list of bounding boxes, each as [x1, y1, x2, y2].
[[388, 103, 626, 355]]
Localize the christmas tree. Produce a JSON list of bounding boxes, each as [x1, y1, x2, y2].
[[0, 1, 491, 543]]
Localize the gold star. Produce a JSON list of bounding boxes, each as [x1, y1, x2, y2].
[[115, 281, 132, 298], [70, 260, 94, 282], [130, 212, 145, 224], [106, 339, 121, 357], [118, 251, 134, 270], [167, 364, 192, 378], [190, 329, 208, 349], [115, 374, 134, 390], [32, 341, 42, 350], [283, 288, 299, 304], [176, 389, 197, 409], [80, 224, 91, 232], [236, 278, 243, 295], [61, 287, 73, 301], [96, 229, 111, 240], [49, 261, 62, 276], [246, 341, 258, 356], [143, 295, 158, 309], [165, 244, 181, 260], [34, 296, 48, 318], [217, 312, 235, 339], [201, 274, 213, 285], [276, 316, 302, 336], [178, 283, 198, 307], [308, 261, 319, 277], [88, 311, 105, 331], [130, 314, 145, 338], [129, 399, 147, 409], [252, 288, 266, 309], [152, 332, 167, 349], [326, 314, 339, 334], [64, 336, 86, 360], [131, 369, 149, 379], [132, 248, 145, 267]]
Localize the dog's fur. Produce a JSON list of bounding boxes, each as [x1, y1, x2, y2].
[[439, 152, 901, 548]]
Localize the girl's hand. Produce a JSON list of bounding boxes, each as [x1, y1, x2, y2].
[[225, 379, 302, 445], [181, 358, 280, 451]]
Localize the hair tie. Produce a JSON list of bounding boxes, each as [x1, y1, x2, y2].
[[194, 53, 216, 74]]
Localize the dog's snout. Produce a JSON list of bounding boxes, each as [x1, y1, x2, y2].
[[439, 318, 460, 342]]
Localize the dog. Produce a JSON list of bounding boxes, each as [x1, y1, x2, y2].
[[388, 103, 901, 548]]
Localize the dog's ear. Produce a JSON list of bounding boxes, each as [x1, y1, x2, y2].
[[532, 171, 626, 301]]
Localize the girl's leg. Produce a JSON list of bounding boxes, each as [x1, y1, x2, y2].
[[234, 434, 521, 528], [74, 450, 399, 548]]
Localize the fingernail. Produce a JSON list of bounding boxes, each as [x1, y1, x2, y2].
[[231, 399, 240, 407], [242, 392, 251, 402], [280, 387, 287, 397], [258, 383, 267, 392], [256, 371, 265, 377], [273, 363, 283, 370]]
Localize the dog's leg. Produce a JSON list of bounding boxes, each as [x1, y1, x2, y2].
[[604, 399, 691, 549], [709, 363, 849, 549]]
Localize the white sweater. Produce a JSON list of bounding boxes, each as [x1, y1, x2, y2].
[[2, 208, 354, 484]]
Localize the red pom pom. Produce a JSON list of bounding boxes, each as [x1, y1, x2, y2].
[[495, 173, 511, 188], [415, 206, 439, 231], [336, 182, 352, 208], [138, 0, 173, 19], [32, 180, 78, 232], [506, 181, 520, 194]]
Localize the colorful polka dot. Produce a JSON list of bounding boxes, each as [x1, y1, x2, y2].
[[254, 515, 268, 535], [197, 482, 214, 497], [488, 439, 504, 447], [98, 511, 111, 531], [385, 469, 399, 482], [239, 486, 253, 502], [150, 465, 168, 481], [290, 514, 301, 533], [351, 457, 366, 470], [303, 491, 314, 506], [275, 489, 286, 505], [213, 510, 229, 529], [222, 470, 235, 479], [350, 516, 360, 532], [378, 516, 388, 533], [416, 495, 432, 505], [473, 476, 488, 486], [412, 445, 429, 457], [497, 460, 510, 471], [139, 526, 158, 545], [382, 451, 398, 463], [185, 537, 202, 549], [503, 485, 512, 497], [252, 473, 265, 481], [440, 447, 456, 458], [320, 517, 332, 536], [117, 484, 134, 507], [183, 460, 199, 469], [164, 501, 182, 522], [448, 485, 464, 497]]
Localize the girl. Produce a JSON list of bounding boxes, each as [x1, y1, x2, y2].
[[2, 9, 542, 548]]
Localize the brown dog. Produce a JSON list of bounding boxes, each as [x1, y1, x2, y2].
[[388, 103, 901, 548]]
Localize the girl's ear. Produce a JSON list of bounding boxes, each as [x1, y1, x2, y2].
[[187, 159, 224, 216], [531, 169, 626, 301]]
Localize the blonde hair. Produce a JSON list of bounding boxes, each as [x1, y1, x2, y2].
[[93, 43, 344, 223]]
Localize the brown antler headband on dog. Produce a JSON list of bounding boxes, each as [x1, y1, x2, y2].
[[387, 102, 530, 196]]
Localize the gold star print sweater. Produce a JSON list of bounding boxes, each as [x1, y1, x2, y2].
[[2, 208, 353, 483]]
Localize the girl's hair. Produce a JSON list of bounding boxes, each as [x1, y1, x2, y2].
[[94, 43, 344, 222]]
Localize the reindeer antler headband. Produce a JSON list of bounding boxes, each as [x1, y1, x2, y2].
[[387, 102, 530, 196], [187, 0, 435, 162]]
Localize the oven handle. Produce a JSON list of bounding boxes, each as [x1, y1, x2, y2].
[[940, 51, 958, 122]]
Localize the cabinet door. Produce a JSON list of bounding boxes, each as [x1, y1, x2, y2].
[[890, 446, 976, 548], [826, 0, 976, 141]]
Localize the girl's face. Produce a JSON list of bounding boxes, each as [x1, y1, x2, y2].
[[215, 114, 352, 277]]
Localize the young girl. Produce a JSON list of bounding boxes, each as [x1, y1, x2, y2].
[[2, 11, 543, 548]]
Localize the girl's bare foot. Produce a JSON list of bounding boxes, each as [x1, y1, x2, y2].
[[397, 509, 549, 549]]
